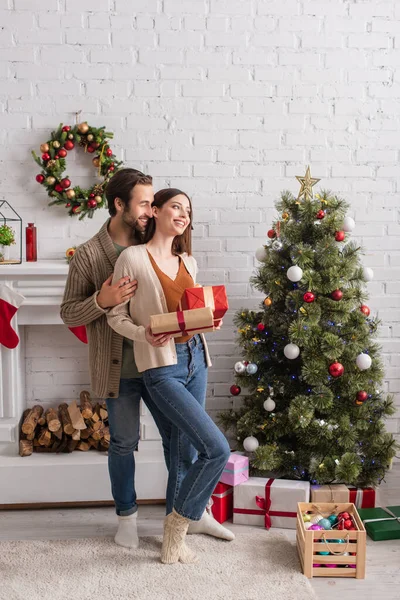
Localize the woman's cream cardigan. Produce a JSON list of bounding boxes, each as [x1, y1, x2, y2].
[[106, 245, 212, 373]]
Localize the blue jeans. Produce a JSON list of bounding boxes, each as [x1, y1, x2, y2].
[[106, 378, 172, 516], [143, 335, 231, 521]]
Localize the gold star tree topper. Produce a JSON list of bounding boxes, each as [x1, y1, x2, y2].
[[296, 166, 320, 201]]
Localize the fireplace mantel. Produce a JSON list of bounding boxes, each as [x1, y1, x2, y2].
[[0, 261, 167, 505]]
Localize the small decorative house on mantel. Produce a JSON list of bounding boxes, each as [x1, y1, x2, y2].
[[0, 201, 22, 264]]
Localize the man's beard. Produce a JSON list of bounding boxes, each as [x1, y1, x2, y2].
[[122, 211, 149, 241]]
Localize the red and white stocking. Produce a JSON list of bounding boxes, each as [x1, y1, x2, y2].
[[0, 284, 25, 349]]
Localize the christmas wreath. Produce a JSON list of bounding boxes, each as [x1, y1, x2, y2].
[[32, 121, 123, 220]]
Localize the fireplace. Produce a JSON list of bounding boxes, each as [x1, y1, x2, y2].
[[0, 261, 167, 505]]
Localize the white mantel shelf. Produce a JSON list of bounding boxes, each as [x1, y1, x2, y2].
[[0, 259, 167, 505]]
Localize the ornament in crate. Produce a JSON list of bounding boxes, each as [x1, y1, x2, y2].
[[233, 477, 310, 530], [296, 502, 366, 579], [210, 482, 233, 524]]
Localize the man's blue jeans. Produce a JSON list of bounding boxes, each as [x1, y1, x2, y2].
[[143, 335, 230, 521], [106, 378, 172, 516]]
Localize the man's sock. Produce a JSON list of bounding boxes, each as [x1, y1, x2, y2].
[[187, 510, 235, 541], [114, 512, 139, 549]]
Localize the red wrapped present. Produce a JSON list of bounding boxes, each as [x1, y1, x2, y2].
[[348, 486, 376, 508], [210, 482, 233, 524], [181, 285, 228, 326]]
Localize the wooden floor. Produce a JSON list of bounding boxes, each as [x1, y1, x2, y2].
[[1, 465, 399, 600]]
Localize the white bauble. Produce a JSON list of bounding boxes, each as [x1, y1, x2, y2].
[[263, 397, 276, 412], [255, 246, 267, 262], [287, 265, 303, 282], [343, 216, 356, 232], [243, 436, 259, 452], [234, 361, 246, 374], [310, 514, 324, 525], [362, 267, 374, 282], [284, 343, 300, 359], [246, 363, 258, 375], [356, 353, 372, 371], [304, 522, 313, 530]]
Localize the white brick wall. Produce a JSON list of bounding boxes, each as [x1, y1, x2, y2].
[[1, 0, 399, 446]]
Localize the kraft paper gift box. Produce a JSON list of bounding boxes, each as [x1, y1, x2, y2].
[[150, 307, 214, 338], [233, 477, 310, 530], [219, 452, 249, 487], [180, 285, 228, 326], [310, 484, 349, 503], [357, 506, 400, 541], [348, 486, 376, 509], [210, 482, 233, 524]]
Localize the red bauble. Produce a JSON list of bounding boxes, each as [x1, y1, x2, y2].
[[339, 512, 350, 520], [257, 323, 265, 332], [58, 148, 67, 158], [87, 145, 95, 153], [329, 362, 344, 378], [106, 148, 113, 156], [55, 184, 64, 192], [109, 166, 115, 171], [62, 125, 71, 132], [87, 199, 97, 209], [356, 391, 368, 403], [36, 174, 45, 183], [91, 142, 100, 149], [230, 385, 241, 396], [41, 153, 50, 161], [61, 178, 71, 189], [89, 193, 95, 198], [72, 205, 81, 214], [335, 230, 345, 242], [66, 203, 71, 208], [344, 519, 353, 529], [331, 289, 343, 301], [303, 292, 315, 303], [316, 210, 325, 219], [360, 304, 370, 316], [64, 140, 74, 151], [338, 520, 345, 530], [267, 229, 276, 239]]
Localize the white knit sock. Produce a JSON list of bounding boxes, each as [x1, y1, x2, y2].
[[114, 513, 139, 549], [187, 510, 235, 541]]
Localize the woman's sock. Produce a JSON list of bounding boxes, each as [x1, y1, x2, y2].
[[187, 510, 235, 541], [114, 512, 139, 549]]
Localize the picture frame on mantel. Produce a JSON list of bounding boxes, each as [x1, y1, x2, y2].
[[0, 200, 22, 265]]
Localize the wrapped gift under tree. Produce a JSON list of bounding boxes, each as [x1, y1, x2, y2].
[[220, 452, 249, 487], [210, 482, 233, 524], [357, 506, 400, 541], [348, 486, 376, 509], [180, 285, 228, 326], [233, 477, 310, 530], [311, 484, 348, 503]]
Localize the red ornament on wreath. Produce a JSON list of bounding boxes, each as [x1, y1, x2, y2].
[[267, 229, 276, 239], [335, 230, 345, 242], [329, 362, 344, 378], [316, 210, 325, 219], [331, 289, 343, 301], [303, 291, 315, 303], [32, 121, 123, 219], [230, 385, 241, 396], [360, 305, 370, 316]]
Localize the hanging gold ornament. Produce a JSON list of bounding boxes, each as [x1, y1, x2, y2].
[[52, 141, 60, 149], [94, 195, 103, 204], [299, 307, 307, 314], [66, 189, 76, 199], [40, 143, 49, 153], [282, 212, 289, 220], [87, 133, 94, 142], [92, 157, 100, 168], [77, 122, 89, 134], [257, 387, 264, 393], [264, 297, 272, 307], [252, 337, 260, 342], [296, 165, 320, 202], [45, 176, 55, 185], [47, 159, 57, 169]]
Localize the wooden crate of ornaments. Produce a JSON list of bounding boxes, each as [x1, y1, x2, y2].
[[296, 502, 366, 579]]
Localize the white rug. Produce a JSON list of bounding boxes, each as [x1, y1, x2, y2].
[[0, 531, 316, 600]]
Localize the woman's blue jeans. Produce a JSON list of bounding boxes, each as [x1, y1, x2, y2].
[[143, 335, 230, 521]]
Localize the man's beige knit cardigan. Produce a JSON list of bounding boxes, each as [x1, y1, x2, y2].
[[60, 220, 125, 399]]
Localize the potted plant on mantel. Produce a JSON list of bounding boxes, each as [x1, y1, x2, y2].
[[0, 224, 16, 262]]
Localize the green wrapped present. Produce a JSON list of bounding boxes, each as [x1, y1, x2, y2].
[[358, 506, 400, 541]]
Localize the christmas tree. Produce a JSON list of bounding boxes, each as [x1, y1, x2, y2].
[[219, 167, 398, 487]]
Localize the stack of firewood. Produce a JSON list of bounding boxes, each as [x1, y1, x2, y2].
[[19, 391, 110, 457]]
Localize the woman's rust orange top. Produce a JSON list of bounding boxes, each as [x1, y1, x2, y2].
[[147, 250, 194, 344]]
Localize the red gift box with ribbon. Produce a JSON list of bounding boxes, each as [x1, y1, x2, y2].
[[233, 477, 310, 530], [180, 285, 228, 326], [348, 486, 376, 509], [210, 482, 233, 524]]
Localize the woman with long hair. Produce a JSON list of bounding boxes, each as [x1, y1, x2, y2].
[[107, 188, 230, 564]]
